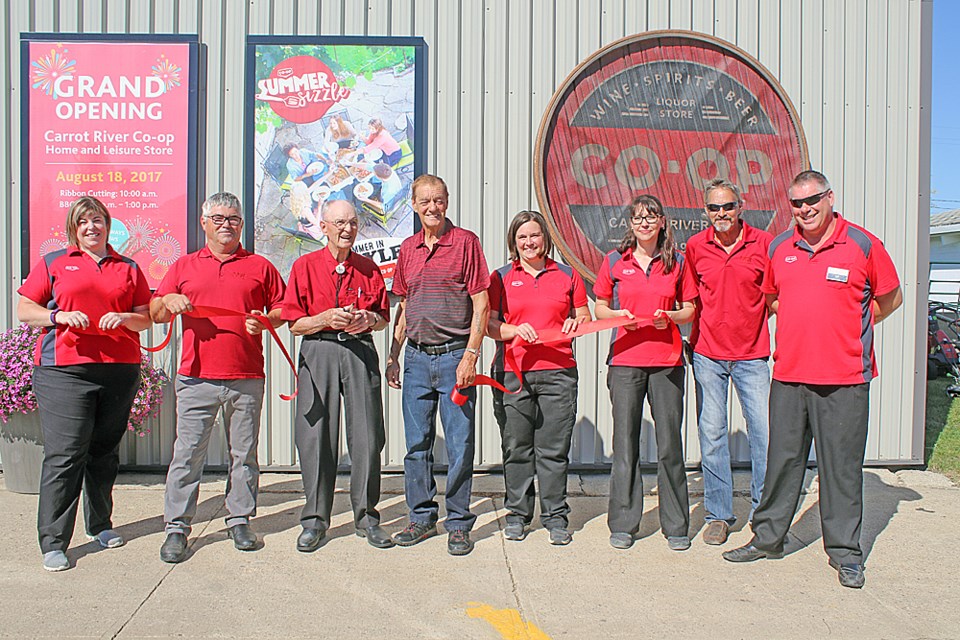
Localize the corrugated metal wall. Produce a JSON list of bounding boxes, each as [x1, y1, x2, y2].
[[1, 0, 931, 470]]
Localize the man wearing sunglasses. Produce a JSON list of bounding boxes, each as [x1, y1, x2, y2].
[[723, 171, 903, 589], [151, 192, 286, 563], [685, 178, 773, 547]]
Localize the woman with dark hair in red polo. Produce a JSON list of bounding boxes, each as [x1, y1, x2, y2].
[[593, 194, 697, 552], [17, 196, 152, 572], [487, 210, 591, 546]]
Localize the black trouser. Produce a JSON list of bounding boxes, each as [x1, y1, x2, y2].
[[751, 381, 870, 564], [607, 365, 689, 538], [32, 364, 140, 553], [492, 367, 578, 529], [295, 336, 385, 531]]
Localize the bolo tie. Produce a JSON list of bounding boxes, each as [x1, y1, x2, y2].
[[334, 262, 346, 307]]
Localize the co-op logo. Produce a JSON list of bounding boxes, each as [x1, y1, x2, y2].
[[256, 55, 351, 124], [534, 31, 808, 284]]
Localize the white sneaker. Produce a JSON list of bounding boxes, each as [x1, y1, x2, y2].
[[90, 529, 125, 549], [42, 550, 69, 572]]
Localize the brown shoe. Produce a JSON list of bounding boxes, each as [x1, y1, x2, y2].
[[702, 521, 730, 546]]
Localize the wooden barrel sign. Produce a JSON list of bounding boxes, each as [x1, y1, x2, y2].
[[534, 31, 809, 283]]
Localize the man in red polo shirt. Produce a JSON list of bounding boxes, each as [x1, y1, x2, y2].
[[686, 178, 773, 546], [723, 171, 902, 589], [281, 200, 392, 553], [150, 192, 285, 563], [385, 174, 490, 556]]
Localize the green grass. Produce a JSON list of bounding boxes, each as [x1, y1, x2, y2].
[[925, 377, 960, 482]]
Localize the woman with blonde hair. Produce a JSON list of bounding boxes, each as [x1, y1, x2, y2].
[[17, 196, 152, 571]]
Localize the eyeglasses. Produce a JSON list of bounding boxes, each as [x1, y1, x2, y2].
[[789, 189, 831, 209], [706, 201, 739, 213], [325, 219, 359, 230], [205, 214, 243, 226], [630, 214, 662, 225]]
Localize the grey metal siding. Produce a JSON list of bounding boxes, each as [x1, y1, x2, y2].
[[0, 0, 931, 469]]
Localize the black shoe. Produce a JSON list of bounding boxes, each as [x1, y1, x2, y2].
[[356, 525, 395, 549], [447, 530, 474, 556], [296, 527, 326, 553], [160, 533, 188, 563], [722, 543, 784, 563], [393, 521, 438, 547], [227, 524, 258, 551], [829, 559, 865, 589]]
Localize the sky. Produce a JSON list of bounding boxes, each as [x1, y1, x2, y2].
[[931, 1, 960, 213]]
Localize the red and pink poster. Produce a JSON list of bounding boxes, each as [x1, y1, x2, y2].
[[23, 37, 198, 288]]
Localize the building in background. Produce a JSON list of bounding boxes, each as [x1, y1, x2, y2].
[[0, 0, 932, 471]]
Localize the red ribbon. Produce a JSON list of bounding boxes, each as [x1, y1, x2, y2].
[[61, 306, 298, 401], [450, 315, 683, 406]]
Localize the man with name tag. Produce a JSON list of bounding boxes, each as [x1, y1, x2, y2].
[[723, 171, 902, 589], [685, 179, 773, 546], [152, 192, 286, 563], [385, 174, 490, 556], [282, 199, 392, 552]]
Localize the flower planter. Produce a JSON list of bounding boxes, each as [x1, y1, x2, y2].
[[0, 410, 44, 494]]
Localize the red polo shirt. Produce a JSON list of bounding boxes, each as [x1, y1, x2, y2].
[[281, 248, 389, 325], [19, 246, 151, 366], [762, 214, 900, 385], [155, 246, 286, 379], [593, 249, 698, 367], [488, 258, 589, 372], [392, 222, 489, 345], [686, 223, 773, 360]]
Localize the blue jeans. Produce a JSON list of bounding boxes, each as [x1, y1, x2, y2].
[[401, 344, 477, 531], [692, 352, 770, 524]]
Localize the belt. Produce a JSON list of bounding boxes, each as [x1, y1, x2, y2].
[[304, 331, 373, 342], [408, 338, 468, 355]]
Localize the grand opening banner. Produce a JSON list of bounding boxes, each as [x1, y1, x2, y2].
[[245, 37, 427, 286], [21, 34, 200, 289]]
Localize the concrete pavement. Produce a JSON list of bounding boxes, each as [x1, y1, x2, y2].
[[0, 469, 957, 639]]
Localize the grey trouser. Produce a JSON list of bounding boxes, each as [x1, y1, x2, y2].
[[751, 381, 870, 565], [164, 376, 265, 535], [493, 367, 578, 529], [607, 365, 689, 538], [295, 336, 385, 531], [33, 364, 140, 553]]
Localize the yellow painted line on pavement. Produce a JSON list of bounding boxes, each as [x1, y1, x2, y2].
[[466, 603, 551, 640]]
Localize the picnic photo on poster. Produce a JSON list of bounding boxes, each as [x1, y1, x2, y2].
[[22, 37, 197, 289], [248, 40, 423, 285]]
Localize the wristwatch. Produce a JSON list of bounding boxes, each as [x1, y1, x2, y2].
[[49, 310, 59, 326], [465, 347, 480, 357]]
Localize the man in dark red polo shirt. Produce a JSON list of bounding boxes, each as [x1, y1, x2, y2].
[[385, 174, 490, 556], [281, 200, 392, 552], [150, 192, 285, 563], [686, 179, 773, 546], [723, 171, 902, 589]]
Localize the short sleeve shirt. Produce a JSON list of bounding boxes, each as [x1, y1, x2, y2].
[[18, 246, 151, 366], [155, 246, 286, 379], [593, 248, 698, 367], [762, 214, 900, 385], [392, 223, 490, 345], [281, 248, 389, 325], [488, 258, 589, 372], [686, 223, 773, 360]]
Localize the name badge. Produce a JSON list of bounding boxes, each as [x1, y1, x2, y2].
[[826, 267, 849, 283]]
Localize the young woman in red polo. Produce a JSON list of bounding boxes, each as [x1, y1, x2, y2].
[[487, 210, 591, 546], [593, 194, 698, 552]]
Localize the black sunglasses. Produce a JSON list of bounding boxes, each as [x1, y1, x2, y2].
[[789, 189, 831, 209], [706, 202, 738, 213]]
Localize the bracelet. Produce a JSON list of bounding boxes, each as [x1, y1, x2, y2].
[[465, 347, 480, 357], [49, 310, 59, 326]]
